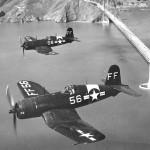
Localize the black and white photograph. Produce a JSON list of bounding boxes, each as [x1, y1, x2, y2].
[[0, 0, 150, 149]]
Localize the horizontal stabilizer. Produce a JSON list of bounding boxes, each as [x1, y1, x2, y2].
[[48, 51, 59, 55], [110, 85, 142, 97], [69, 37, 80, 42]]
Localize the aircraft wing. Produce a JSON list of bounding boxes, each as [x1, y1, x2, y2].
[[17, 80, 50, 98], [42, 109, 105, 145], [36, 46, 58, 55]]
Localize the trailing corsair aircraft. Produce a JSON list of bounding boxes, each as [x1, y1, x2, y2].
[[6, 65, 141, 145], [20, 27, 80, 56]]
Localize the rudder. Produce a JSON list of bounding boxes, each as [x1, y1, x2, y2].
[[105, 65, 121, 85], [65, 28, 74, 38]]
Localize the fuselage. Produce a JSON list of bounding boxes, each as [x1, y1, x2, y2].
[[23, 36, 73, 50], [16, 84, 119, 119]]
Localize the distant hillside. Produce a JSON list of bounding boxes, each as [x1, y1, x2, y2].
[[0, 0, 103, 23], [0, 0, 148, 23]]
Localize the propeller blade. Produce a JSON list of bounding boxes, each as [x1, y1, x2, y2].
[[6, 86, 18, 135], [23, 48, 25, 57], [24, 37, 28, 42], [19, 36, 23, 45], [13, 112, 17, 135], [6, 85, 15, 108]]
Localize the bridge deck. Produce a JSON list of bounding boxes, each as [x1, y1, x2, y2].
[[84, 0, 150, 89]]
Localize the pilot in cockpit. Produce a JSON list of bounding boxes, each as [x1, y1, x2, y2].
[[46, 36, 51, 40], [62, 85, 77, 95]]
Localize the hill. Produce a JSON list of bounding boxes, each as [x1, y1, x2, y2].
[[0, 0, 103, 23]]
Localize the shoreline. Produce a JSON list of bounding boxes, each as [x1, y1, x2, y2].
[[0, 2, 148, 24]]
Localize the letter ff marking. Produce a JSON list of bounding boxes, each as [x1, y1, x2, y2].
[[107, 72, 118, 80], [24, 89, 38, 96]]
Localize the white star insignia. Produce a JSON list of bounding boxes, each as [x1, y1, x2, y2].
[[90, 90, 99, 101], [76, 130, 96, 141]]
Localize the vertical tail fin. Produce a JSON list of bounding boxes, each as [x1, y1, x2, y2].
[[102, 65, 142, 97], [105, 65, 121, 85], [65, 28, 74, 38]]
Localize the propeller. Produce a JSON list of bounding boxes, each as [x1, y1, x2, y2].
[[6, 85, 15, 108], [19, 36, 26, 57], [6, 86, 17, 134], [19, 36, 23, 46], [23, 47, 25, 57]]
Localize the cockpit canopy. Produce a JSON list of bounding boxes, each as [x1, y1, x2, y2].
[[62, 85, 77, 95], [24, 36, 36, 42]]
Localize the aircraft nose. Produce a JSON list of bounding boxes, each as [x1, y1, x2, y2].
[[16, 102, 25, 119], [21, 42, 25, 47]]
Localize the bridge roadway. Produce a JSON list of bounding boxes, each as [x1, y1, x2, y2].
[[84, 0, 150, 89]]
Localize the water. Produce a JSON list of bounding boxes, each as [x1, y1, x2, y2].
[[0, 8, 150, 150]]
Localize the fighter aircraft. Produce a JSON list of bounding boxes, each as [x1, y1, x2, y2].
[[20, 27, 80, 56], [6, 65, 141, 145]]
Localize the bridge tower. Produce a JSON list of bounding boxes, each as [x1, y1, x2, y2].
[[85, 0, 150, 90], [101, 0, 109, 24], [139, 64, 150, 90]]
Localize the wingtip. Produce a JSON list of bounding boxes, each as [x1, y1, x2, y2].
[[6, 85, 9, 95], [72, 142, 88, 146], [134, 93, 142, 97], [72, 142, 80, 146]]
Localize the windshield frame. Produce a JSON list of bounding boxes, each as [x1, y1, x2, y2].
[[62, 85, 77, 95]]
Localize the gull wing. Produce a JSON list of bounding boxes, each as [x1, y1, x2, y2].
[[17, 80, 50, 98], [36, 46, 58, 55], [42, 109, 105, 145]]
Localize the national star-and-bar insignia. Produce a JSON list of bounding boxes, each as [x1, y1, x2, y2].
[[85, 84, 105, 101], [76, 129, 97, 141]]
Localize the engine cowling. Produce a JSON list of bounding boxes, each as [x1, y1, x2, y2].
[[17, 95, 54, 119]]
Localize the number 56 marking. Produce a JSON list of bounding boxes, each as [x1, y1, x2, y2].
[[69, 95, 82, 105]]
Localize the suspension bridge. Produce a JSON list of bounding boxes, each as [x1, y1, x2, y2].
[[84, 0, 150, 90]]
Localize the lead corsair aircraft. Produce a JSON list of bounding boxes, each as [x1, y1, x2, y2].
[[20, 27, 80, 56], [6, 65, 141, 145]]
